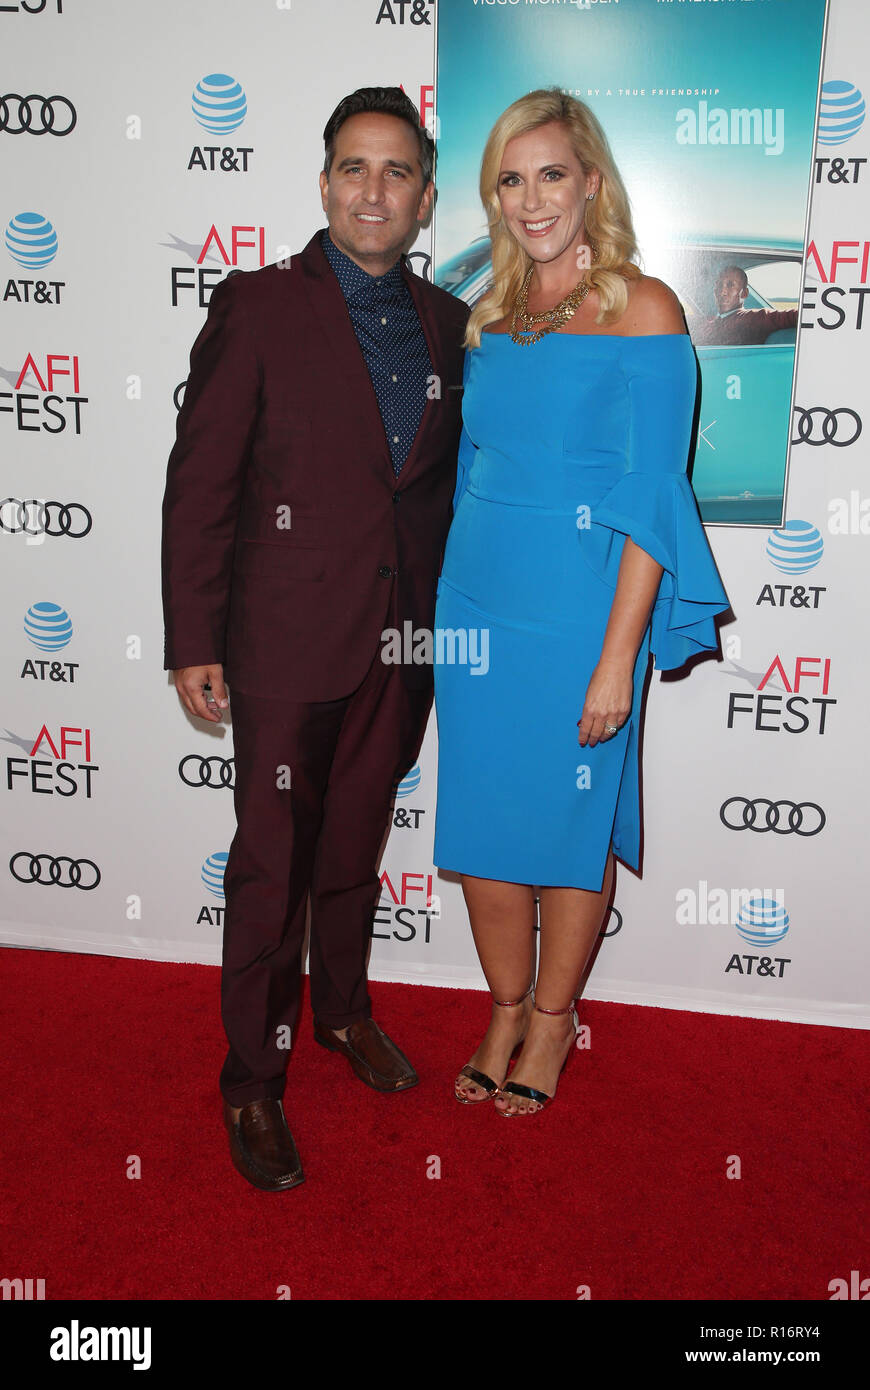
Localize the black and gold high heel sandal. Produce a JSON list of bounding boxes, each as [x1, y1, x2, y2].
[[454, 983, 534, 1104], [495, 999, 581, 1116]]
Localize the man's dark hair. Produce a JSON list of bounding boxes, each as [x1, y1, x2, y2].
[[322, 87, 435, 186]]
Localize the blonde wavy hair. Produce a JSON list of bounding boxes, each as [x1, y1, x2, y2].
[[465, 88, 642, 348]]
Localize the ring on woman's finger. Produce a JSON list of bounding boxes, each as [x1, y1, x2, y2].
[[604, 722, 618, 734]]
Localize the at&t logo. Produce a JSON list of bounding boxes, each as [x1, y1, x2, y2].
[[21, 600, 76, 676], [188, 73, 252, 174], [375, 1, 434, 25], [4, 211, 64, 305], [196, 851, 228, 925], [757, 520, 825, 609], [392, 763, 425, 829], [725, 896, 791, 980]]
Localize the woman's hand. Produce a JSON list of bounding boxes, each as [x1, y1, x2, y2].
[[578, 658, 633, 746]]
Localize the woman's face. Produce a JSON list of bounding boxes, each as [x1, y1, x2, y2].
[[497, 120, 599, 272]]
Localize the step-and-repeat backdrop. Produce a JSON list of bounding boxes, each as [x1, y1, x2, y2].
[[2, 0, 866, 1029]]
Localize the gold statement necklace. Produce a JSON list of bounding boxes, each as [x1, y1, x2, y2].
[[509, 239, 600, 346]]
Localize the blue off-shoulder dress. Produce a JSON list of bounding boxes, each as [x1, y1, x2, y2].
[[432, 330, 730, 892]]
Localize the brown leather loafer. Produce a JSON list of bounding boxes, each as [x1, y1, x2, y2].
[[313, 1016, 418, 1092], [223, 1098, 305, 1192]]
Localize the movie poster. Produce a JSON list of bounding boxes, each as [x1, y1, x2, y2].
[[434, 0, 830, 525]]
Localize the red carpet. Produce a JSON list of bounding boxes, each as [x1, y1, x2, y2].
[[1, 946, 866, 1301]]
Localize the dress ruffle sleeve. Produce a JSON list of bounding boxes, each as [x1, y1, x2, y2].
[[452, 350, 477, 516], [581, 334, 730, 671]]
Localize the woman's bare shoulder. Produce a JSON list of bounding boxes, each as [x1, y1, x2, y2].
[[623, 275, 686, 336]]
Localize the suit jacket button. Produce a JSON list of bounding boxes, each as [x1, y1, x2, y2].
[[378, 565, 392, 579]]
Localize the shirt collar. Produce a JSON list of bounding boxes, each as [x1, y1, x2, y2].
[[321, 228, 405, 301]]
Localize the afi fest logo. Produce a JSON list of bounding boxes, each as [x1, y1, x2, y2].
[[374, 870, 439, 946], [804, 238, 870, 330], [4, 724, 98, 798], [168, 224, 267, 305], [0, 352, 86, 433], [726, 656, 835, 736]]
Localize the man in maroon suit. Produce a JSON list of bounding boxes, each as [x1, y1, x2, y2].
[[161, 88, 469, 1192]]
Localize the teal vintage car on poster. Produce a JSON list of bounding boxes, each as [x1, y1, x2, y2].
[[436, 233, 803, 526]]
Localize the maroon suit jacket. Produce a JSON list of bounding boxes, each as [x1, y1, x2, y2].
[[161, 228, 470, 700]]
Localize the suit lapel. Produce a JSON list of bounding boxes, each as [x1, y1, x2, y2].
[[398, 257, 446, 487], [296, 228, 444, 488], [297, 229, 390, 475]]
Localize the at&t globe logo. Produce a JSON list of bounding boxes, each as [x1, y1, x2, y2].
[[735, 896, 790, 947], [765, 520, 824, 574], [817, 80, 865, 146], [201, 850, 227, 899], [395, 764, 422, 798], [6, 212, 57, 269], [192, 74, 247, 133], [24, 601, 72, 651], [197, 851, 228, 927]]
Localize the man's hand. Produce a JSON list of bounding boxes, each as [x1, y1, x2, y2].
[[173, 664, 229, 722]]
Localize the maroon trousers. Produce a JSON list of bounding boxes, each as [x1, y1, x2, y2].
[[219, 596, 432, 1107]]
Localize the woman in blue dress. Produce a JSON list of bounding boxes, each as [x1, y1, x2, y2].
[[433, 90, 730, 1117]]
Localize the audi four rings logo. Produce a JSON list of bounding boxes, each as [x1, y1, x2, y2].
[[405, 251, 431, 282], [719, 797, 826, 836], [0, 94, 77, 136], [0, 499, 92, 536], [791, 407, 862, 447], [179, 755, 235, 788], [10, 853, 101, 889]]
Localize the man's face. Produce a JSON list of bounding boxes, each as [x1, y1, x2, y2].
[[714, 270, 747, 314], [319, 112, 434, 274]]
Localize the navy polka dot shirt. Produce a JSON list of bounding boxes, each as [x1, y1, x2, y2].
[[321, 228, 432, 478]]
